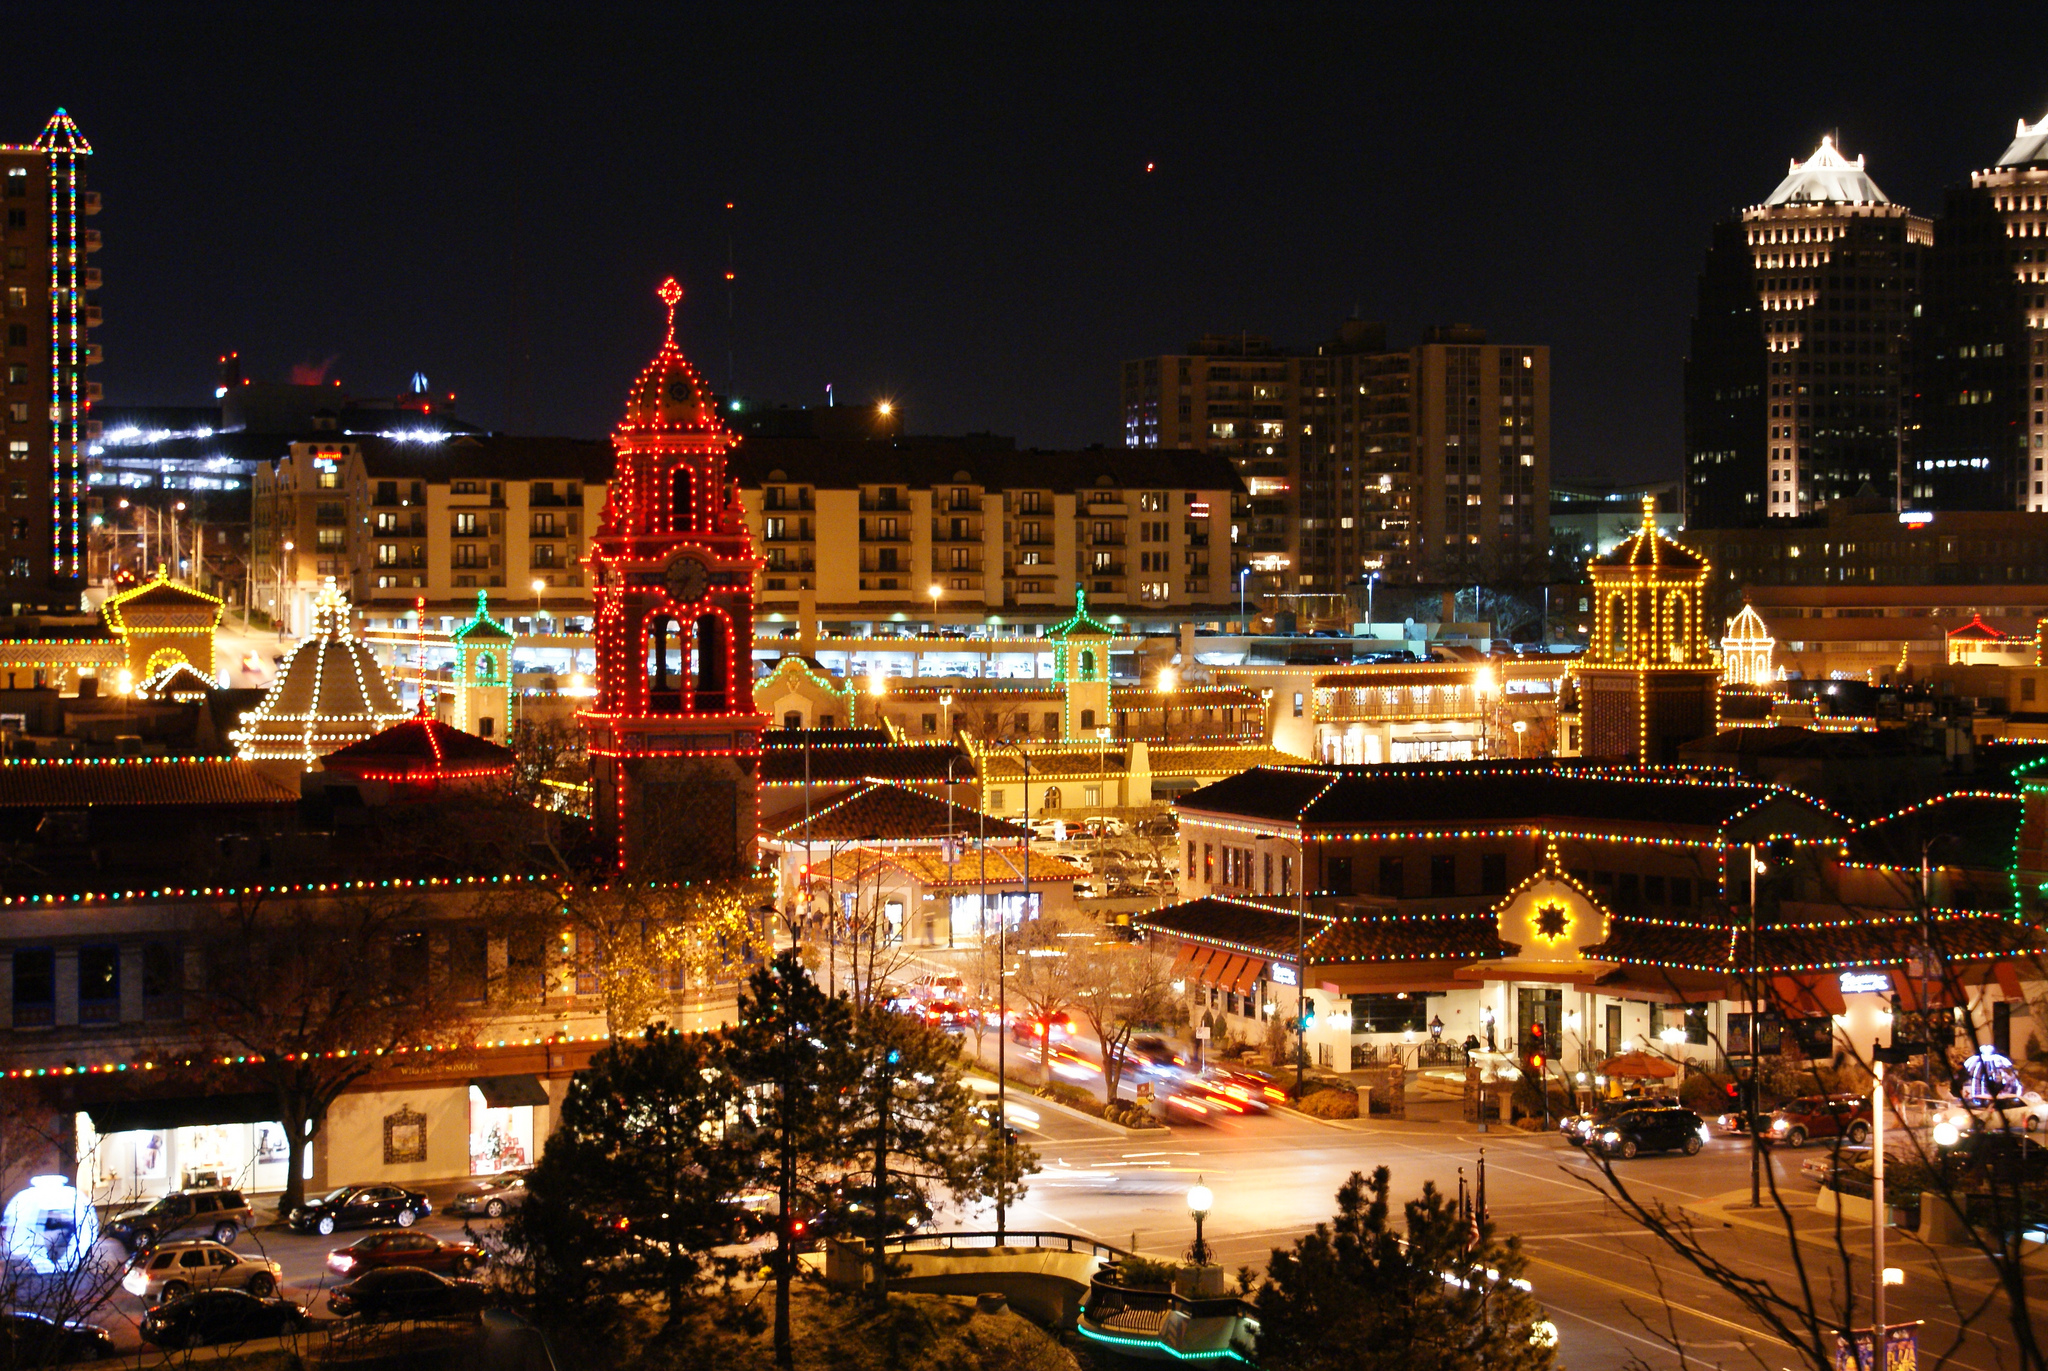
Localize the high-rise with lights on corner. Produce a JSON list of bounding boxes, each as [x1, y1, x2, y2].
[[1683, 135, 1929, 528], [1916, 111, 2048, 511], [0, 109, 98, 611], [1119, 323, 1548, 607]]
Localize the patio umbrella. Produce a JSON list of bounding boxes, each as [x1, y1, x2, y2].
[[1602, 1051, 1678, 1080]]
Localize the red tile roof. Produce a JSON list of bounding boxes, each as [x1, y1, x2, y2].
[[0, 758, 298, 808]]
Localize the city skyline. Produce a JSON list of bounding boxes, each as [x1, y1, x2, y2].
[[7, 7, 2048, 482]]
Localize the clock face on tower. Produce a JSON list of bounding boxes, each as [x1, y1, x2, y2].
[[664, 552, 711, 605]]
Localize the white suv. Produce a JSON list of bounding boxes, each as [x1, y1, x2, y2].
[[121, 1240, 283, 1304]]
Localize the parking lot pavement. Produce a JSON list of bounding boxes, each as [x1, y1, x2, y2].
[[81, 1186, 511, 1350]]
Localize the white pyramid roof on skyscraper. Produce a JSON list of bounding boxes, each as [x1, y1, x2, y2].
[[1761, 136, 1890, 207], [1997, 113, 2048, 167]]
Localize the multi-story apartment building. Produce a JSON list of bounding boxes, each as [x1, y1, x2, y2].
[[0, 111, 100, 611], [250, 434, 611, 633], [1917, 112, 2048, 512], [1685, 136, 1930, 527], [728, 438, 1243, 621], [1120, 323, 1549, 599]]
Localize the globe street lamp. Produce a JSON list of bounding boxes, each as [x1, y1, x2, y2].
[[1187, 1177, 1213, 1266]]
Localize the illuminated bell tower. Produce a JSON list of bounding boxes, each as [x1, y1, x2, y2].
[[1570, 498, 1720, 764], [584, 280, 764, 875]]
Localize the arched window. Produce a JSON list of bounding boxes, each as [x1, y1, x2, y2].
[[1078, 648, 1096, 680], [691, 614, 728, 713], [670, 467, 694, 532], [1608, 595, 1628, 658], [1667, 593, 1689, 662], [474, 651, 496, 683], [1042, 785, 1061, 811], [783, 710, 803, 730], [646, 616, 686, 713]]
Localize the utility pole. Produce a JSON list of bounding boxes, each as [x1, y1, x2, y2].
[[1749, 842, 1763, 1209], [1872, 1046, 1887, 1351]]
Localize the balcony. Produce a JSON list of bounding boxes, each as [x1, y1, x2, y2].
[[762, 490, 815, 511], [82, 305, 102, 328], [82, 267, 101, 290], [859, 493, 907, 512], [450, 525, 488, 539], [82, 343, 102, 367], [1089, 562, 1127, 578], [861, 525, 909, 542], [931, 523, 982, 543], [81, 192, 101, 216], [82, 229, 101, 254]]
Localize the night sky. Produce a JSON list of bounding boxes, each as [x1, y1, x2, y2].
[[12, 6, 2046, 479]]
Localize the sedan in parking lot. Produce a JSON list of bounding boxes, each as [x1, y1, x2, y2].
[[139, 1289, 309, 1350], [1594, 1107, 1711, 1159], [326, 1267, 491, 1324], [328, 1230, 487, 1278], [287, 1184, 432, 1236], [0, 1310, 116, 1365], [1762, 1094, 1872, 1149]]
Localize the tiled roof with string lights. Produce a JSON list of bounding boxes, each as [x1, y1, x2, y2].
[[0, 757, 297, 809], [765, 781, 1030, 844], [321, 714, 515, 785]]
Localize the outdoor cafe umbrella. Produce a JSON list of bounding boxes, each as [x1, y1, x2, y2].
[[1602, 1050, 1678, 1080]]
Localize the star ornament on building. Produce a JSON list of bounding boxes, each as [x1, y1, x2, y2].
[[1531, 900, 1572, 945]]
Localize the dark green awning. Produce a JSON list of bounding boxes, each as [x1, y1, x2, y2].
[[84, 1092, 279, 1134], [471, 1075, 549, 1109]]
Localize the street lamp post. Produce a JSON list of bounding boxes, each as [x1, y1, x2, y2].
[[984, 737, 1032, 1247], [532, 578, 547, 634], [1747, 843, 1765, 1209], [1238, 568, 1249, 628], [928, 583, 942, 634], [1366, 570, 1377, 636], [1186, 1177, 1213, 1267]]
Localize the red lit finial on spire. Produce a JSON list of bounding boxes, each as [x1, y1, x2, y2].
[[657, 278, 683, 343]]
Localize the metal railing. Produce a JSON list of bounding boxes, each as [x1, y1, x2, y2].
[[875, 1228, 1136, 1261]]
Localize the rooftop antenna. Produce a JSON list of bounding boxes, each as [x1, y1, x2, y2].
[[724, 201, 737, 399]]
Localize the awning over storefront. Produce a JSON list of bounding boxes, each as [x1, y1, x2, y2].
[[1228, 959, 1267, 996], [1889, 970, 1961, 1013], [1995, 961, 2026, 1002], [1209, 955, 1247, 991], [84, 1093, 279, 1134], [1771, 974, 1847, 1018], [471, 1075, 549, 1109]]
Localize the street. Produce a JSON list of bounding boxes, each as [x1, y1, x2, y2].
[[970, 1091, 2047, 1371]]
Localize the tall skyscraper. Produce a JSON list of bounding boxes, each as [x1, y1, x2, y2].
[[1684, 137, 1928, 526], [1120, 323, 1548, 599], [0, 110, 98, 610], [1916, 112, 2048, 511]]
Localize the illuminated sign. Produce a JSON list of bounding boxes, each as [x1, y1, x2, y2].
[[1838, 971, 1890, 994], [1271, 964, 1298, 987], [1898, 511, 1934, 527]]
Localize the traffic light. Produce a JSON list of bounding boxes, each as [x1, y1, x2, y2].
[[1525, 1022, 1546, 1076]]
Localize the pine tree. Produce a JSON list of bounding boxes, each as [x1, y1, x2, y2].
[[1247, 1167, 1557, 1371]]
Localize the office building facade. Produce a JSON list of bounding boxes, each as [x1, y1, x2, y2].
[[1685, 136, 1929, 527], [0, 111, 99, 610]]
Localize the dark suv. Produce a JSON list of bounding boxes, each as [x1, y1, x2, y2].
[[106, 1188, 254, 1252], [1594, 1107, 1710, 1159]]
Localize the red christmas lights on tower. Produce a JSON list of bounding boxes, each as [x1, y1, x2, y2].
[[582, 279, 765, 874]]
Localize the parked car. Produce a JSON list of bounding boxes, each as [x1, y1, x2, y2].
[[1762, 1095, 1873, 1149], [286, 1184, 432, 1236], [328, 1231, 486, 1278], [811, 1177, 932, 1242], [105, 1188, 253, 1252], [446, 1171, 530, 1219], [0, 1310, 116, 1365], [1594, 1107, 1711, 1159], [1935, 1090, 2048, 1135], [325, 1267, 490, 1324], [1938, 1129, 2048, 1187], [138, 1289, 308, 1350], [121, 1240, 283, 1303]]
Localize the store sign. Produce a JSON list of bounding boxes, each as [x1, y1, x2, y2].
[[1839, 971, 1890, 995], [1271, 964, 1298, 987]]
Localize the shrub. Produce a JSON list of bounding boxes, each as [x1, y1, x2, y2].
[[1297, 1089, 1359, 1119], [1117, 1256, 1179, 1290], [1038, 1080, 1098, 1112], [1679, 1070, 1732, 1115]]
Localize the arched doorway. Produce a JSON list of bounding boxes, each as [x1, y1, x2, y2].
[[646, 616, 686, 713], [691, 614, 728, 713]]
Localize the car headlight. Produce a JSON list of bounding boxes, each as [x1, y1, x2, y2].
[[1771, 1119, 1787, 1132], [1698, 1125, 1711, 1143], [1602, 1131, 1619, 1143]]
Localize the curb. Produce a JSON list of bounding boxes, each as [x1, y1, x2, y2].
[[962, 1066, 1159, 1138]]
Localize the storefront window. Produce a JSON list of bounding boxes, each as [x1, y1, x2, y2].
[[74, 1116, 294, 1204], [469, 1087, 534, 1176]]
